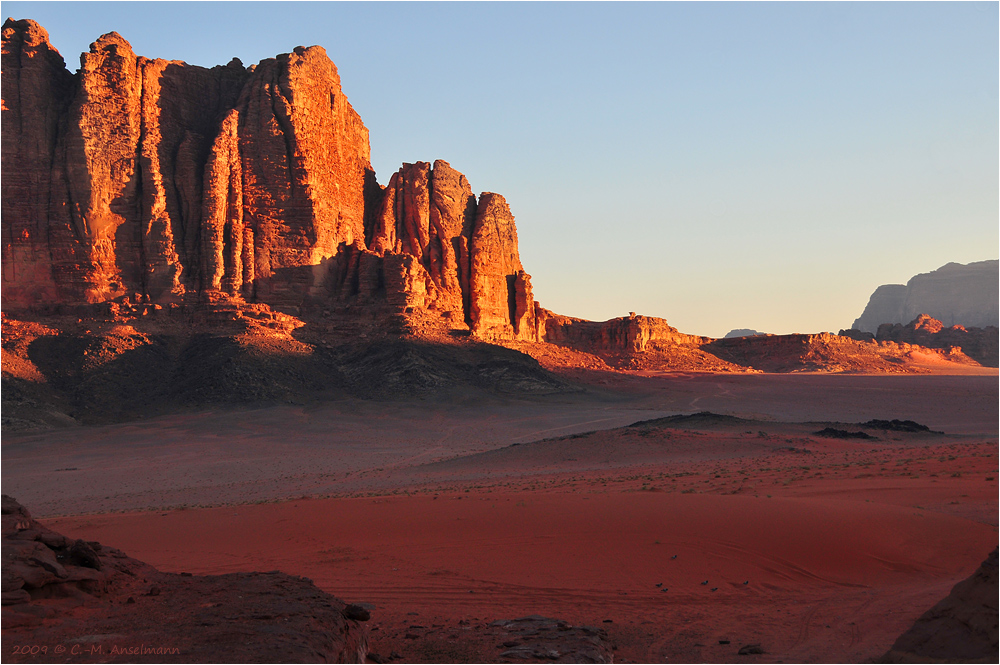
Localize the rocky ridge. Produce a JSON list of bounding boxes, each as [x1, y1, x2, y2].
[[840, 314, 998, 368]]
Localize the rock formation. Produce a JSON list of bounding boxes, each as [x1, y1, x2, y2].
[[870, 314, 998, 367], [881, 548, 997, 663], [852, 261, 999, 333], [490, 616, 612, 663], [1, 19, 538, 342], [2, 495, 370, 662], [0, 18, 73, 307], [537, 313, 751, 372], [703, 331, 977, 374], [724, 328, 766, 338], [469, 193, 539, 341], [542, 313, 704, 354]]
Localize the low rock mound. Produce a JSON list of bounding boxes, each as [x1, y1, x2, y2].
[[1, 495, 369, 663], [704, 332, 976, 374], [490, 616, 612, 663], [628, 412, 753, 430], [861, 419, 934, 433], [881, 548, 998, 663], [814, 427, 876, 440]]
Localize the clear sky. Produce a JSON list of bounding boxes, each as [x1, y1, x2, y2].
[[5, 1, 998, 337]]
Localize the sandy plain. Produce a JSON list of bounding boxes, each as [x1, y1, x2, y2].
[[4, 371, 998, 663]]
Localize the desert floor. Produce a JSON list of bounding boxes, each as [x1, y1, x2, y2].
[[5, 371, 998, 663]]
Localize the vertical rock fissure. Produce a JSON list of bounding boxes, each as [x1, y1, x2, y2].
[[133, 95, 149, 299], [506, 273, 517, 333], [270, 72, 299, 201]]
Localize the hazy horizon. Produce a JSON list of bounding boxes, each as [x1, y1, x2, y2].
[[4, 1, 997, 337]]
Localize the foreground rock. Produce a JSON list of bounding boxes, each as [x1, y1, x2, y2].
[[881, 548, 998, 664], [852, 261, 999, 334], [491, 616, 612, 663], [2, 496, 369, 663]]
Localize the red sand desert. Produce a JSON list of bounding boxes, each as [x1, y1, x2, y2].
[[7, 372, 996, 663]]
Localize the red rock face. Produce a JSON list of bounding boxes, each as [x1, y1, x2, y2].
[[470, 193, 539, 341], [542, 313, 705, 354], [2, 20, 537, 342], [0, 19, 74, 306], [2, 21, 372, 309], [368, 160, 476, 320]]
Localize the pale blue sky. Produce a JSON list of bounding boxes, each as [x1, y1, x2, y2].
[[5, 1, 997, 336]]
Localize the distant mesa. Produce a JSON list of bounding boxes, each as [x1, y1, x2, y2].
[[851, 261, 999, 334], [724, 329, 767, 339]]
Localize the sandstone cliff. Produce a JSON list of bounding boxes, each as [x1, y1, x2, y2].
[[852, 261, 999, 333], [0, 18, 74, 307], [1, 19, 538, 342]]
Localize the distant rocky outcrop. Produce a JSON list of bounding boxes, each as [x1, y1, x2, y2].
[[881, 548, 997, 664], [861, 314, 998, 367], [724, 329, 766, 339], [538, 312, 748, 372], [534, 313, 982, 374], [2, 495, 370, 662], [703, 332, 977, 374], [852, 261, 999, 333], [1, 19, 538, 342]]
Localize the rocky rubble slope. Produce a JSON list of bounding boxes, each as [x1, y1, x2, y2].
[[0, 306, 571, 432], [1, 495, 370, 663]]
